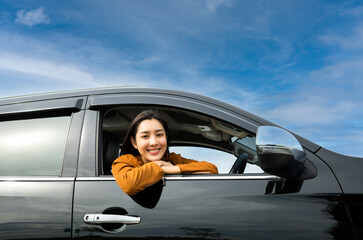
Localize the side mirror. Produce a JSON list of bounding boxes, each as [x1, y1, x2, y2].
[[256, 126, 306, 179]]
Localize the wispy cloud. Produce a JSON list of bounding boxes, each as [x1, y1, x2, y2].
[[319, 23, 363, 49], [309, 59, 363, 87], [15, 7, 50, 27], [0, 53, 99, 86], [267, 97, 356, 126], [338, 5, 363, 18], [320, 4, 363, 50], [206, 0, 234, 13]]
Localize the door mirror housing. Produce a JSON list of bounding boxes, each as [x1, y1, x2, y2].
[[256, 126, 306, 179]]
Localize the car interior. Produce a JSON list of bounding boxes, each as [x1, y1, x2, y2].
[[101, 106, 259, 175]]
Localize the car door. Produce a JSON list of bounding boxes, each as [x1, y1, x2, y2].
[[0, 97, 85, 240], [72, 92, 355, 239]]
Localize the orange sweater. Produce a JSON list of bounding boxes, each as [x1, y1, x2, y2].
[[112, 152, 218, 196]]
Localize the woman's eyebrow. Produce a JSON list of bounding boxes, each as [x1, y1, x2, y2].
[[139, 129, 164, 134], [139, 131, 150, 134]]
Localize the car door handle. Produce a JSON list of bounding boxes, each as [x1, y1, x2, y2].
[[84, 213, 141, 225]]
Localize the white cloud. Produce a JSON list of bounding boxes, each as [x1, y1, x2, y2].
[[309, 59, 363, 86], [262, 96, 363, 157], [320, 26, 363, 49], [0, 53, 99, 86], [15, 7, 50, 27], [0, 30, 231, 96], [338, 5, 363, 17], [206, 0, 234, 13], [267, 99, 355, 126]]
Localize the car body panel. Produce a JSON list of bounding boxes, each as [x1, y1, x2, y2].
[[316, 148, 363, 239], [73, 162, 353, 239], [0, 178, 73, 239], [316, 148, 363, 194]]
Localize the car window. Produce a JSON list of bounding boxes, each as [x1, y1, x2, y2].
[[0, 116, 71, 176], [237, 136, 256, 151], [169, 146, 263, 174], [101, 106, 264, 175]]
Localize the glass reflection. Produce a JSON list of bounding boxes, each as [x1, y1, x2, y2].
[[256, 126, 303, 151], [0, 116, 70, 176]]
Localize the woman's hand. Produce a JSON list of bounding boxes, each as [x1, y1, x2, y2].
[[153, 160, 173, 167], [161, 165, 181, 174], [152, 160, 181, 174]]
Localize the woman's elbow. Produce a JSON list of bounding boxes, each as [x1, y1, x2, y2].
[[120, 184, 138, 196], [208, 163, 219, 174], [113, 173, 139, 196]]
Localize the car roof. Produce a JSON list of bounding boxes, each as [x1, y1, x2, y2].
[[0, 87, 320, 153], [0, 87, 270, 123]]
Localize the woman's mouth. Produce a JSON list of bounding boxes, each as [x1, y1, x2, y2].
[[148, 148, 161, 154]]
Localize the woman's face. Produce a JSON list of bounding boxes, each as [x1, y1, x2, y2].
[[131, 118, 167, 163]]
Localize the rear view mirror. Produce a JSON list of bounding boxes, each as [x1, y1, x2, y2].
[[256, 126, 306, 179]]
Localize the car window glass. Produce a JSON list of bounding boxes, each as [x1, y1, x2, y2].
[[0, 116, 71, 176], [169, 146, 263, 174], [237, 136, 256, 151]]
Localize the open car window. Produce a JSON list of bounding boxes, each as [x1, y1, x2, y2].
[[169, 146, 263, 174], [101, 106, 263, 175]]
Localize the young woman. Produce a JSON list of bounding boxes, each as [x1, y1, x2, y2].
[[112, 109, 218, 196]]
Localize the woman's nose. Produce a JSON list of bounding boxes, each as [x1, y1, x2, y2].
[[149, 135, 157, 145]]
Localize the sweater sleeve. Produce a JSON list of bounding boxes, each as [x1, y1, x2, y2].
[[112, 154, 164, 196], [167, 152, 218, 174]]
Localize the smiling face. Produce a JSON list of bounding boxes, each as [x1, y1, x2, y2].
[[131, 118, 168, 163]]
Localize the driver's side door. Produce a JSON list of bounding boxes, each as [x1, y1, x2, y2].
[[72, 107, 353, 239]]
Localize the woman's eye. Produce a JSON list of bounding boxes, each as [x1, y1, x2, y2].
[[141, 135, 148, 139]]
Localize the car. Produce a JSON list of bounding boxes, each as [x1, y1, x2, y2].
[[0, 87, 362, 240]]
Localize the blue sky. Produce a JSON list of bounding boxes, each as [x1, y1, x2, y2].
[[0, 0, 362, 157]]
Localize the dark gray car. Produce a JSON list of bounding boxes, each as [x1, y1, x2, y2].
[[0, 88, 362, 239]]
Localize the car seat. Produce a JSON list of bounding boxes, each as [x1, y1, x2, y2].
[[102, 131, 120, 175]]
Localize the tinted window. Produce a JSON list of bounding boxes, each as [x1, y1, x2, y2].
[[0, 116, 71, 176]]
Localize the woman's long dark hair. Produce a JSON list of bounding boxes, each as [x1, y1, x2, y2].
[[121, 109, 170, 156]]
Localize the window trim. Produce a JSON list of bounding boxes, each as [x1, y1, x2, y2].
[[88, 93, 259, 133], [0, 97, 84, 117], [76, 174, 280, 182], [0, 176, 74, 182]]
